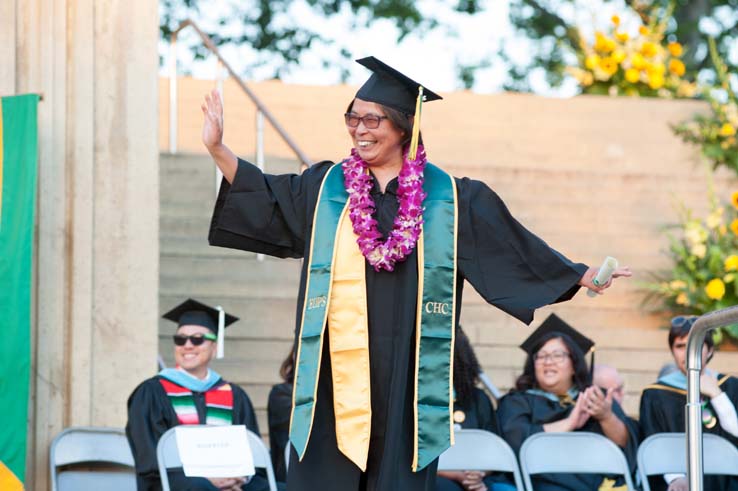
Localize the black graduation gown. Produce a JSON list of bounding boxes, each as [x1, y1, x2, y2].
[[209, 158, 588, 491], [497, 391, 638, 491], [267, 382, 292, 483], [639, 374, 738, 491], [125, 376, 270, 491], [436, 388, 516, 491]]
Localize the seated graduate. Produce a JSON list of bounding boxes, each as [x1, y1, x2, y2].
[[639, 315, 738, 491], [436, 327, 516, 491], [497, 314, 637, 491], [125, 299, 270, 491], [267, 349, 294, 484]]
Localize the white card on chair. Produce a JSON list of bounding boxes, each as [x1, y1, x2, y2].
[[175, 425, 255, 478]]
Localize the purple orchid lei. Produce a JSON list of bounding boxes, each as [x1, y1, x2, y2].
[[341, 144, 427, 272]]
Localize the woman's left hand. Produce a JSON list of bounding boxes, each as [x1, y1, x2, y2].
[[582, 386, 614, 421], [578, 266, 632, 294], [461, 471, 487, 491]]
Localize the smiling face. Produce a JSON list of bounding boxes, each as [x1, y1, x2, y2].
[[174, 324, 216, 379], [346, 98, 406, 168], [533, 337, 575, 395]]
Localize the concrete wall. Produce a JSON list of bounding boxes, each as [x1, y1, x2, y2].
[[2, 1, 159, 488], [161, 77, 738, 422]]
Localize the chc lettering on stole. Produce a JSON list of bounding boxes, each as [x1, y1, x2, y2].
[[307, 296, 327, 310], [424, 301, 450, 315]]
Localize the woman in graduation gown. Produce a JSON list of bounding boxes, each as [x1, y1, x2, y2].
[[639, 315, 738, 491], [436, 328, 515, 491], [202, 56, 630, 491], [126, 299, 270, 491], [497, 315, 638, 491]]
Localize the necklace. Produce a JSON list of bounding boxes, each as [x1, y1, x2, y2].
[[341, 145, 427, 272]]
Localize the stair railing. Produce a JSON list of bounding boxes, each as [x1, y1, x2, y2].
[[168, 19, 312, 184]]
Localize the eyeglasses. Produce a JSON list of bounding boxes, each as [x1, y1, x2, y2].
[[671, 315, 697, 329], [173, 333, 217, 346], [344, 112, 388, 129], [533, 350, 570, 364]]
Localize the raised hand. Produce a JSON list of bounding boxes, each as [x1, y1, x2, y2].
[[201, 88, 225, 151], [578, 266, 632, 294]]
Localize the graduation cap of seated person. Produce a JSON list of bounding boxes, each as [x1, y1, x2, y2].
[[520, 313, 596, 384], [163, 298, 239, 359], [354, 56, 443, 160]]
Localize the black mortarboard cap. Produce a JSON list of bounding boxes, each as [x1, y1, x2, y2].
[[521, 313, 596, 382], [162, 298, 238, 333], [355, 56, 442, 115]]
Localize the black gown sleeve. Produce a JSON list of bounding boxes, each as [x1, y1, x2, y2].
[[497, 393, 546, 454], [470, 387, 499, 434], [639, 388, 670, 438], [456, 178, 588, 324], [208, 158, 334, 258], [267, 383, 293, 483]]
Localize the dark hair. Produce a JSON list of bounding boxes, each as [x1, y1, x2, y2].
[[668, 315, 714, 361], [279, 347, 295, 384], [345, 99, 422, 148], [453, 328, 481, 408], [514, 331, 590, 392]]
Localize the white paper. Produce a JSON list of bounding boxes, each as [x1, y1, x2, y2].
[[175, 425, 255, 478]]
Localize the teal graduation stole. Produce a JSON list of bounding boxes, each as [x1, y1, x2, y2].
[[289, 162, 458, 472]]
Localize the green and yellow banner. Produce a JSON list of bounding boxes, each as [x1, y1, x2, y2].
[[0, 94, 40, 487]]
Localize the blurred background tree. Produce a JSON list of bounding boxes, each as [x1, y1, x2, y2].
[[502, 0, 738, 92]]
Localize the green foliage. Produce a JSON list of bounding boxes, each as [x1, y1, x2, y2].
[[160, 0, 481, 79], [503, 0, 738, 93]]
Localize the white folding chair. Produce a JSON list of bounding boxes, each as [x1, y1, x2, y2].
[[50, 426, 136, 491], [156, 425, 278, 491], [438, 429, 524, 490], [519, 432, 635, 491], [637, 432, 738, 491]]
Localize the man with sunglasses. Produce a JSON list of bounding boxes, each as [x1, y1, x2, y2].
[[640, 315, 738, 491], [126, 299, 270, 491]]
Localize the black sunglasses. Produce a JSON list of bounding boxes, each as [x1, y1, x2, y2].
[[671, 315, 697, 329], [173, 333, 217, 346]]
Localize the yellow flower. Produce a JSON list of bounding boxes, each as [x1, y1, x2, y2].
[[625, 68, 640, 83], [705, 278, 726, 300], [676, 292, 689, 306], [691, 243, 707, 258], [668, 42, 683, 57], [731, 218, 738, 235], [594, 32, 616, 53], [641, 41, 659, 58], [670, 280, 687, 290], [611, 15, 621, 26], [669, 59, 686, 76], [726, 255, 738, 272], [612, 49, 626, 64], [720, 224, 728, 236], [585, 54, 601, 70], [731, 191, 738, 210], [648, 72, 665, 89], [615, 31, 629, 43], [639, 26, 650, 36], [598, 57, 618, 76], [630, 53, 646, 70], [725, 273, 736, 283], [720, 123, 736, 137]]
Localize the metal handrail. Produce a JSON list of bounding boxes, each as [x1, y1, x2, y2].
[[686, 305, 738, 491], [168, 19, 312, 170]]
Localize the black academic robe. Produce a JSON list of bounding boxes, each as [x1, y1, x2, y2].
[[267, 381, 292, 483], [209, 158, 588, 491], [497, 391, 638, 491], [125, 376, 270, 491], [639, 374, 738, 491], [436, 388, 516, 491]]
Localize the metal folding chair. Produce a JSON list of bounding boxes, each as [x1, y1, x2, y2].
[[637, 432, 738, 491], [49, 426, 136, 491], [438, 428, 524, 490], [519, 431, 635, 491], [156, 425, 278, 491]]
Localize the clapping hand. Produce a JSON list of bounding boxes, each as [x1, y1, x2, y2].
[[581, 386, 614, 421]]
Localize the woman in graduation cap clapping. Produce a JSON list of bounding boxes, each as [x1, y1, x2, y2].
[[497, 314, 638, 491], [203, 57, 631, 491]]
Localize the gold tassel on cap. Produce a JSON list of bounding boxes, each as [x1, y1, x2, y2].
[[408, 86, 424, 160]]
